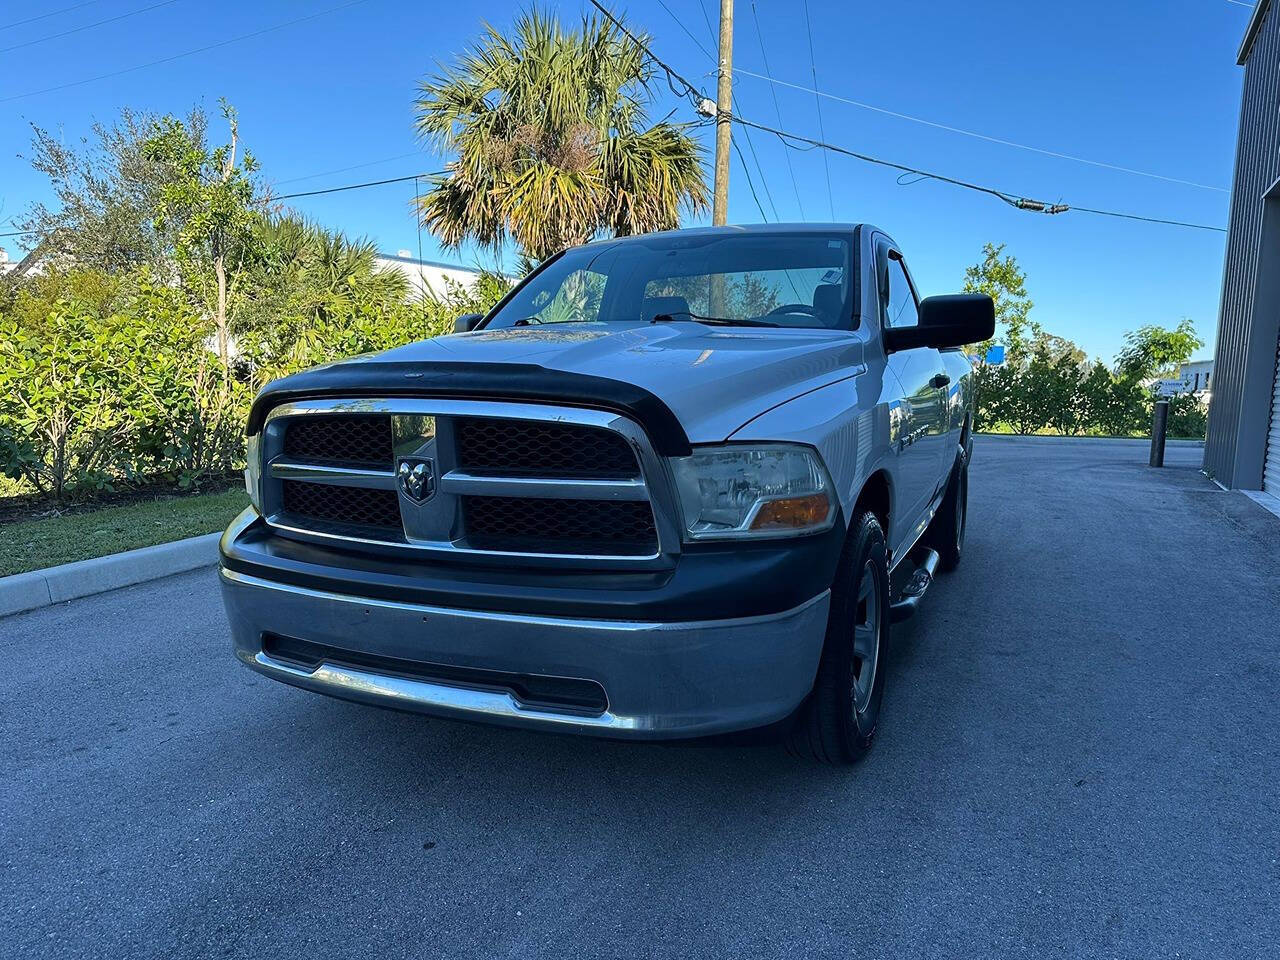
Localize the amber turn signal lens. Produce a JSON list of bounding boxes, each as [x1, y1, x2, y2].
[[749, 492, 832, 531]]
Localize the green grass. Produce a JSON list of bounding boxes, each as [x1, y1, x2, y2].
[[1, 488, 249, 578]]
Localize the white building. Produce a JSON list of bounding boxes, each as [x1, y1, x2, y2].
[[374, 250, 488, 301], [1178, 359, 1214, 394], [1156, 359, 1215, 398]]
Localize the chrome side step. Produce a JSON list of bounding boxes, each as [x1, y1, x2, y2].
[[889, 547, 940, 623]]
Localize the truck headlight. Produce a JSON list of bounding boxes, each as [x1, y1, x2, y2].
[[670, 444, 837, 540], [244, 433, 263, 513]]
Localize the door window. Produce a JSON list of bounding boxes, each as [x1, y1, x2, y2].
[[883, 257, 919, 329]]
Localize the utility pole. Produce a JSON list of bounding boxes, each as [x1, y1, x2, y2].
[[712, 0, 733, 226]]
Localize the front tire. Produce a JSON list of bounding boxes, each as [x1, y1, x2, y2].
[[789, 511, 890, 765]]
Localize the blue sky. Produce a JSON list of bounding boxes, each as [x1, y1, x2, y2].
[[0, 0, 1255, 361]]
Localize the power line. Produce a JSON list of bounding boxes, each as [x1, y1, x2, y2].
[[748, 0, 804, 218], [0, 0, 103, 32], [675, 0, 1226, 199], [2, 136, 1229, 239], [1222, 0, 1254, 7], [2, 0, 1228, 239], [733, 67, 1227, 193], [731, 112, 1227, 232], [587, 2, 1033, 219], [730, 133, 769, 222], [800, 0, 834, 219], [693, 0, 716, 45], [264, 171, 443, 203], [1, 169, 444, 240], [1068, 204, 1228, 231], [735, 114, 1025, 207], [0, 0, 373, 105], [588, 0, 1228, 232], [272, 151, 428, 187], [586, 0, 707, 105], [654, 0, 712, 56], [0, 0, 183, 55], [733, 98, 778, 219]]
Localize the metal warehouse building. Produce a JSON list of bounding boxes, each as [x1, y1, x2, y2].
[[1205, 0, 1280, 494]]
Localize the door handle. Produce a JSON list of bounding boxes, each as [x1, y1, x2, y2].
[[929, 373, 951, 389]]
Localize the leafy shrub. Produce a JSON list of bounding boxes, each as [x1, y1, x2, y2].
[[243, 272, 511, 382], [0, 305, 140, 499], [1166, 393, 1208, 440], [120, 275, 249, 486], [0, 274, 253, 499]]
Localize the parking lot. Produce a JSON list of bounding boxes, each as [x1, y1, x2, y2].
[[3, 436, 1278, 959]]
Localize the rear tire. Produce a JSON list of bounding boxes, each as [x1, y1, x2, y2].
[[928, 452, 968, 573], [788, 511, 890, 765]]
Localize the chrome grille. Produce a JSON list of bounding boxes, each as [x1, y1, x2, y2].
[[282, 415, 393, 468], [281, 480, 401, 531], [259, 399, 676, 562], [462, 496, 657, 555], [455, 418, 639, 478]]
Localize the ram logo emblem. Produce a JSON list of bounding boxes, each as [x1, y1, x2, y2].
[[397, 457, 436, 504]]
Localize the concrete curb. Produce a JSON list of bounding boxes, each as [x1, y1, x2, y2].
[[0, 532, 221, 619]]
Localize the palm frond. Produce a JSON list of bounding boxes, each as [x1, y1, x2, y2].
[[413, 7, 707, 262]]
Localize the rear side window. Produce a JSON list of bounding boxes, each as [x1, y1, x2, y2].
[[883, 257, 919, 329]]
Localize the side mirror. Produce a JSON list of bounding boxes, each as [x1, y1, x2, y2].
[[883, 294, 994, 352], [453, 312, 484, 334]]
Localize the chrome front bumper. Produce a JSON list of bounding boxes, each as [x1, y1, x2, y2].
[[219, 568, 830, 739]]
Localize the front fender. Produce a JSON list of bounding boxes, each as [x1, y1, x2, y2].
[[726, 368, 898, 527]]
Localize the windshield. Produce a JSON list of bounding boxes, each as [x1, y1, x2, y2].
[[484, 231, 855, 330]]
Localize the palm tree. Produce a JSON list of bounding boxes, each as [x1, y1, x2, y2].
[[254, 214, 407, 321], [414, 8, 709, 262]]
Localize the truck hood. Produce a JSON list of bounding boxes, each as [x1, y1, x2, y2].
[[352, 321, 864, 442]]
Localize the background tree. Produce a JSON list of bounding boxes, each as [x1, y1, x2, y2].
[[13, 107, 207, 278], [963, 242, 1035, 428], [144, 100, 262, 370], [414, 8, 708, 262], [1078, 361, 1122, 435], [1, 99, 515, 503], [1114, 318, 1203, 381], [962, 242, 1034, 359]]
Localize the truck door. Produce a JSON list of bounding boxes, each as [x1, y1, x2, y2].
[[878, 244, 950, 550]]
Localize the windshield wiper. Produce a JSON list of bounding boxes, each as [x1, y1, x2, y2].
[[650, 310, 778, 328]]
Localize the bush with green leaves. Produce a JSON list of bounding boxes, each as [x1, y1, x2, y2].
[[1166, 393, 1209, 439], [244, 271, 511, 382], [0, 304, 141, 499], [119, 275, 249, 487], [0, 273, 252, 499]]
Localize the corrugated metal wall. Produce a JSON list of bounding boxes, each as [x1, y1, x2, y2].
[[1204, 1, 1280, 486], [1267, 345, 1280, 493]]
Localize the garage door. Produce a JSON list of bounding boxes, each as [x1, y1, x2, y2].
[[1266, 335, 1280, 495]]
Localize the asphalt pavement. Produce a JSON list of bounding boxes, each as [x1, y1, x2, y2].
[[3, 437, 1278, 959]]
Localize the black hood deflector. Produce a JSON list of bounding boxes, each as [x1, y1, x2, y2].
[[246, 360, 693, 456]]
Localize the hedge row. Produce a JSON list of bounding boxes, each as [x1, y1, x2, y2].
[[0, 271, 500, 501], [974, 353, 1208, 439]]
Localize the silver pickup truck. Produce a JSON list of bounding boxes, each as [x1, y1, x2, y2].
[[220, 224, 993, 764]]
